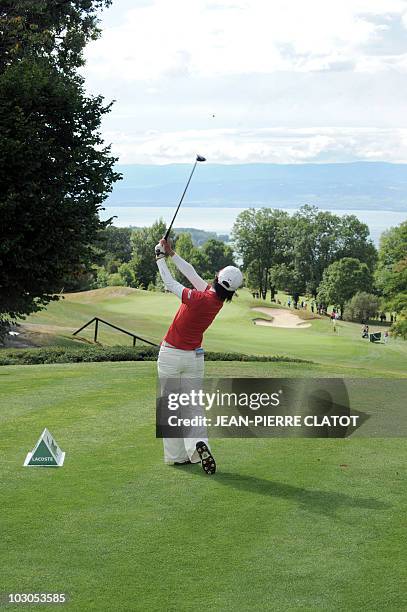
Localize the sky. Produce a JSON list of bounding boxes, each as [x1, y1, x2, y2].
[[83, 0, 407, 164]]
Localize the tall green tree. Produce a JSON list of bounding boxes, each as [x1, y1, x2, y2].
[[289, 206, 376, 298], [375, 221, 407, 338], [233, 205, 377, 303], [317, 257, 373, 312], [198, 239, 235, 279], [0, 1, 111, 73], [174, 233, 195, 262], [100, 227, 133, 266], [233, 208, 289, 299], [168, 233, 199, 285], [0, 1, 119, 337], [168, 234, 235, 287], [130, 219, 169, 289]]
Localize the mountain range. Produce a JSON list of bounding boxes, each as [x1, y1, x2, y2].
[[106, 162, 407, 212]]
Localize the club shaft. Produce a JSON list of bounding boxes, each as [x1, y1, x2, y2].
[[164, 161, 198, 240]]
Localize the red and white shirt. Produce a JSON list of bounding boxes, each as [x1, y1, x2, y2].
[[164, 285, 223, 350]]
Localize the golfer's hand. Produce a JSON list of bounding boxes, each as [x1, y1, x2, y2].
[[155, 242, 166, 260], [161, 239, 174, 256]]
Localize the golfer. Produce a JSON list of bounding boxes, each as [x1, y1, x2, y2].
[[155, 238, 243, 474]]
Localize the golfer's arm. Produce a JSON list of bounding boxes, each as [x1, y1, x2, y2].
[[171, 253, 208, 291], [156, 258, 184, 299]]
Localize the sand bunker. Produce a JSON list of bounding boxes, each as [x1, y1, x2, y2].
[[252, 307, 311, 329]]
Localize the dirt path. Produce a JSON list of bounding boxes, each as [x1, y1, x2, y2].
[[2, 323, 78, 349], [252, 307, 312, 329]]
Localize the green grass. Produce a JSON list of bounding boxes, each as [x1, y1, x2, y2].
[[0, 361, 406, 611], [17, 287, 407, 378], [2, 289, 405, 609]]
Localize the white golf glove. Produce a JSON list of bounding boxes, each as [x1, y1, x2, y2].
[[155, 242, 166, 260]]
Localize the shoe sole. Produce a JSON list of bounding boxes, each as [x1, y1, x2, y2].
[[196, 442, 216, 475]]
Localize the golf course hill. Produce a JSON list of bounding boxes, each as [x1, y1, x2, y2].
[[2, 286, 406, 378]]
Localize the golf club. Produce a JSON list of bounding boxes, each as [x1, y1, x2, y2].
[[164, 155, 206, 240]]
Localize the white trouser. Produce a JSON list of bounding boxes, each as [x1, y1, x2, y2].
[[157, 344, 209, 464]]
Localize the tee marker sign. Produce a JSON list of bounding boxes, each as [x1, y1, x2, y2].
[[23, 428, 65, 467]]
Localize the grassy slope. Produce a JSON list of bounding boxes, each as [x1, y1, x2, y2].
[[20, 287, 407, 378], [0, 362, 406, 611]]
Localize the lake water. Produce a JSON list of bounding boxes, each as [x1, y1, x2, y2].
[[101, 206, 407, 245]]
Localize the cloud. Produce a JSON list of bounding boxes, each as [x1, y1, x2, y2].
[[85, 0, 407, 80], [82, 0, 407, 163], [103, 127, 407, 164]]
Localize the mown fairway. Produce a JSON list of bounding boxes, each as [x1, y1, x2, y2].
[[18, 287, 407, 378], [0, 361, 406, 611]]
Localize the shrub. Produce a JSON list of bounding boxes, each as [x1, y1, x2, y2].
[[391, 317, 407, 340], [108, 273, 125, 286], [118, 263, 136, 287], [0, 345, 310, 366], [343, 292, 380, 323]]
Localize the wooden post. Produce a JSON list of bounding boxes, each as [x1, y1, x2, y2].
[[94, 318, 99, 343], [132, 336, 136, 347]]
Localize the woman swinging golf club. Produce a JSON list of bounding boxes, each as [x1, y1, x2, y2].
[[155, 238, 243, 474]]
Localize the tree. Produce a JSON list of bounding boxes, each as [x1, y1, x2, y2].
[[169, 233, 198, 285], [233, 208, 289, 299], [0, 1, 119, 338], [167, 235, 235, 287], [118, 263, 136, 287], [130, 219, 170, 289], [271, 264, 305, 308], [0, 1, 112, 74], [174, 233, 195, 261], [336, 215, 377, 271], [375, 221, 407, 338], [288, 206, 377, 298], [200, 239, 235, 276], [93, 266, 109, 289], [317, 258, 373, 312], [155, 271, 166, 293], [100, 227, 133, 267], [189, 250, 211, 282], [245, 260, 265, 293], [289, 206, 341, 298], [343, 292, 380, 323], [232, 205, 376, 303]]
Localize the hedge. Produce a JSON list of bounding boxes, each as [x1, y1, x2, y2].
[[0, 345, 310, 366]]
